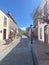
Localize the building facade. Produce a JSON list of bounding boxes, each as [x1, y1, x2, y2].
[[0, 10, 18, 40], [26, 27, 31, 38], [33, 8, 39, 38], [34, 0, 49, 44]]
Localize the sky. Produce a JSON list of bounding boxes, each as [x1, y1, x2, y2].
[[0, 0, 41, 28]]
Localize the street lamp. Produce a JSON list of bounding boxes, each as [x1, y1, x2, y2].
[[30, 24, 33, 44]]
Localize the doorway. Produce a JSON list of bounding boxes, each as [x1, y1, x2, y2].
[[44, 25, 48, 43], [3, 29, 6, 40]]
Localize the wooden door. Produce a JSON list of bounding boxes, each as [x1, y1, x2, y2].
[[3, 29, 6, 40]]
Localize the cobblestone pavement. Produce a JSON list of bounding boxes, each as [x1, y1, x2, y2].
[[32, 38, 49, 65]]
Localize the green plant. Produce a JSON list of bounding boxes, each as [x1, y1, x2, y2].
[[18, 32, 21, 36], [9, 32, 12, 39]]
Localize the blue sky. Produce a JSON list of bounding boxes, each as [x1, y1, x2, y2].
[[0, 0, 41, 28]]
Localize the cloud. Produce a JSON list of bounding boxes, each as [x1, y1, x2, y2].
[[21, 27, 26, 30]]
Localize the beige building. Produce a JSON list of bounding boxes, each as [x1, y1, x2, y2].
[[26, 27, 32, 38], [33, 8, 39, 38], [0, 9, 18, 40], [34, 0, 49, 44]]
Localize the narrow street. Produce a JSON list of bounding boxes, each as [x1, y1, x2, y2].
[[0, 35, 38, 65]]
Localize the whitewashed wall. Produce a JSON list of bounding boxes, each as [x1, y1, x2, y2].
[[0, 10, 9, 40]]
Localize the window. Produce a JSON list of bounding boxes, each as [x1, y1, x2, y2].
[[40, 28, 42, 39], [4, 16, 7, 27]]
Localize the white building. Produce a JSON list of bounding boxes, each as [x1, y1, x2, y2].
[[38, 0, 49, 43], [0, 9, 18, 40], [34, 0, 49, 44]]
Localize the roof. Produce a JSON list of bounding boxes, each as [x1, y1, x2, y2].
[[7, 13, 17, 24], [0, 9, 17, 25]]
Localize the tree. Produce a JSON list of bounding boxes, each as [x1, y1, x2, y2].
[[17, 28, 22, 37]]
